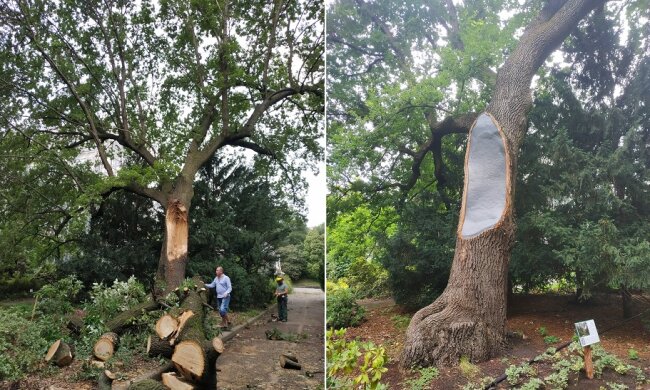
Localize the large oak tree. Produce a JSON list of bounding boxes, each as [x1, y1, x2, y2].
[[327, 0, 647, 367], [0, 0, 323, 292]]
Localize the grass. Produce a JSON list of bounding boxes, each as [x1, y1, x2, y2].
[[459, 356, 481, 378], [391, 314, 411, 330], [292, 279, 322, 288]]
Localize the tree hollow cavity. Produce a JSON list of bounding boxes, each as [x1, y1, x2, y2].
[[460, 113, 507, 238]]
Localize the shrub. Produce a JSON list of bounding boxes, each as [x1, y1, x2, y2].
[[84, 276, 147, 321], [347, 258, 390, 299], [35, 275, 84, 316], [326, 329, 388, 389], [327, 287, 365, 329], [0, 305, 63, 381]]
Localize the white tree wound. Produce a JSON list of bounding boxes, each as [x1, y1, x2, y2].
[[460, 113, 508, 238]]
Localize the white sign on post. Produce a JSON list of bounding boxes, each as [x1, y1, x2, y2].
[[574, 320, 600, 347]]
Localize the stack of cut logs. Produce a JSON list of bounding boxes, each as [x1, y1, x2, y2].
[[44, 279, 224, 390]]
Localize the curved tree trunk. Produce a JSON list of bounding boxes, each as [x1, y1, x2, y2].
[[401, 0, 607, 368]]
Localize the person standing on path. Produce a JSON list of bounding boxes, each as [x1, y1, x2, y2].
[[275, 276, 288, 322], [205, 266, 232, 328]]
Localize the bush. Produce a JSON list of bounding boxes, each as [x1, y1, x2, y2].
[[327, 287, 365, 329], [0, 305, 63, 381], [347, 258, 390, 299], [35, 275, 84, 316]]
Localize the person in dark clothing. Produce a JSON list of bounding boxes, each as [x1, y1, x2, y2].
[[275, 276, 288, 322]]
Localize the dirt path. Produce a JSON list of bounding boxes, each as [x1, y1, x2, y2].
[[217, 287, 325, 389]]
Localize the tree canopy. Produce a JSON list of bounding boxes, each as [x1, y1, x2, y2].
[[0, 0, 324, 290]]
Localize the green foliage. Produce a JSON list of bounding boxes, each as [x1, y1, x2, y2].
[[302, 225, 325, 281], [326, 329, 388, 389], [391, 314, 411, 331], [544, 335, 561, 344], [35, 275, 84, 316], [406, 366, 440, 390], [326, 285, 365, 329], [84, 276, 147, 322], [544, 367, 570, 389], [606, 383, 629, 390], [520, 377, 545, 390], [0, 305, 63, 381], [459, 356, 480, 378], [537, 326, 548, 337], [627, 348, 639, 360], [505, 363, 536, 385], [0, 0, 323, 294]]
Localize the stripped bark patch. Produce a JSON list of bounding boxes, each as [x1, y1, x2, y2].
[[459, 113, 508, 238]]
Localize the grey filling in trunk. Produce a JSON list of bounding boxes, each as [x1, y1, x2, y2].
[[461, 113, 507, 238]]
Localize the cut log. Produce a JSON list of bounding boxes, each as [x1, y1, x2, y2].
[[155, 314, 178, 339], [169, 310, 194, 345], [127, 379, 165, 390], [97, 369, 115, 390], [161, 372, 195, 390], [167, 281, 219, 387], [147, 335, 173, 359], [93, 332, 119, 361], [171, 340, 219, 384], [281, 352, 298, 362], [65, 312, 85, 335], [212, 337, 224, 354], [45, 339, 74, 367], [111, 361, 174, 390], [280, 355, 301, 370]]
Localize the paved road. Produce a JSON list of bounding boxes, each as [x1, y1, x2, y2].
[[217, 287, 325, 389]]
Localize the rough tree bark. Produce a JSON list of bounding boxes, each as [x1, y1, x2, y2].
[[401, 0, 608, 367]]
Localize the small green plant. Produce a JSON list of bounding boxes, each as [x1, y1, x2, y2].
[[459, 356, 480, 378], [391, 314, 410, 330], [544, 367, 569, 389], [627, 348, 639, 360], [505, 363, 536, 385], [461, 376, 495, 390], [537, 326, 548, 337], [606, 382, 629, 390], [544, 335, 561, 344], [326, 328, 388, 389], [520, 377, 544, 390], [406, 366, 439, 390]]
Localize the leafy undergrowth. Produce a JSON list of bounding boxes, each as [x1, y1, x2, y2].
[[339, 294, 650, 389], [0, 275, 261, 388]]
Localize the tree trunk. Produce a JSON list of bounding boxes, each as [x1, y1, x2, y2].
[[105, 298, 160, 334], [157, 198, 190, 293], [401, 0, 606, 368], [162, 372, 196, 390]]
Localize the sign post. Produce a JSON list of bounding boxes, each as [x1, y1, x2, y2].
[[574, 320, 600, 380]]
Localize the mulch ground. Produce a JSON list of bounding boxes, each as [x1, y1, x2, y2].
[[344, 294, 650, 389]]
